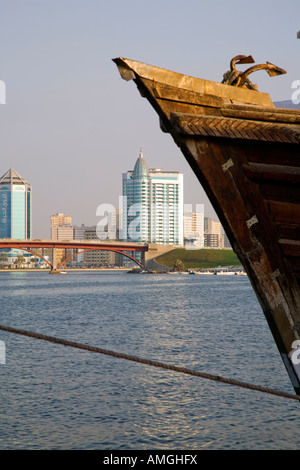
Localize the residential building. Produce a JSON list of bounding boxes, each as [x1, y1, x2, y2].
[[184, 208, 204, 249], [51, 225, 74, 241], [83, 226, 115, 266], [73, 224, 86, 265], [204, 217, 222, 248], [122, 150, 183, 246], [50, 212, 73, 265], [73, 224, 86, 241], [51, 212, 72, 227], [221, 232, 232, 249]]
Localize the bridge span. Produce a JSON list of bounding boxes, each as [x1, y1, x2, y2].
[[0, 239, 148, 272]]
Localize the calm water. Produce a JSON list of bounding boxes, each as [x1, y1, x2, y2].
[[0, 270, 299, 450]]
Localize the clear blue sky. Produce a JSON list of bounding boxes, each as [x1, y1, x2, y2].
[[0, 0, 299, 237]]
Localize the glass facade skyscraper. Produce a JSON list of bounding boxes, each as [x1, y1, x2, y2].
[[0, 168, 32, 239], [122, 151, 183, 245]]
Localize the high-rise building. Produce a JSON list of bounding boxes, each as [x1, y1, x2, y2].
[[221, 232, 232, 249], [73, 224, 87, 265], [50, 213, 73, 239], [73, 224, 86, 241], [122, 151, 183, 245], [83, 226, 115, 267], [184, 208, 204, 249], [0, 167, 32, 239], [51, 212, 72, 227], [204, 217, 222, 248], [50, 212, 73, 265], [51, 225, 74, 241]]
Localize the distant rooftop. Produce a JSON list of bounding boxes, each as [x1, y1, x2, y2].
[[132, 150, 149, 179], [150, 168, 180, 174], [0, 167, 30, 186]]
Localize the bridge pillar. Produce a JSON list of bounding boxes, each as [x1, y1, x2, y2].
[[50, 247, 60, 274], [140, 251, 145, 268]]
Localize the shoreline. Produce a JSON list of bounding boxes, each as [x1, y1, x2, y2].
[[0, 267, 129, 273]]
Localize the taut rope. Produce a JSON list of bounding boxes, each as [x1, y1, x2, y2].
[[1, 323, 299, 402]]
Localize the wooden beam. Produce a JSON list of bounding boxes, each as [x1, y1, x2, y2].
[[243, 162, 300, 184]]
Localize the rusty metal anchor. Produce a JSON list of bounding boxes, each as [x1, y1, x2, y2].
[[222, 55, 286, 90]]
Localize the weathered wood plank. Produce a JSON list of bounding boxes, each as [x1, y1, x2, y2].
[[171, 112, 300, 143], [276, 223, 300, 241], [243, 162, 300, 184], [260, 184, 300, 205], [265, 200, 300, 224], [279, 239, 300, 257], [222, 106, 300, 124]]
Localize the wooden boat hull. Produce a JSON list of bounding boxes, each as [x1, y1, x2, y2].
[[113, 58, 300, 394]]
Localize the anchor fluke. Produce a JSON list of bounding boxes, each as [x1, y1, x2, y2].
[[265, 61, 287, 77], [231, 55, 255, 66]]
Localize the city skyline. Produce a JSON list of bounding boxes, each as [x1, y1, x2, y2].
[[0, 148, 218, 245], [48, 150, 225, 247], [0, 154, 221, 245], [46, 150, 226, 253], [0, 147, 218, 240], [0, 2, 299, 239]]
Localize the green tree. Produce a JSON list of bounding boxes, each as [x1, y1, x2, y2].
[[173, 258, 186, 272], [15, 255, 26, 268], [30, 257, 40, 266], [0, 253, 8, 267]]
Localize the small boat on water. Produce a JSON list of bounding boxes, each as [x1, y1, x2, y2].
[[114, 56, 300, 395], [213, 269, 236, 275]]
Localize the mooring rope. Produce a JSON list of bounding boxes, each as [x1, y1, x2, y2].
[[1, 323, 300, 402]]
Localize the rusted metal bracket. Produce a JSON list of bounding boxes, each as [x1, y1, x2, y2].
[[222, 158, 234, 172], [246, 215, 258, 228]]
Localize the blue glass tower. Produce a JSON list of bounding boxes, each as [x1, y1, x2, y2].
[[0, 168, 32, 239]]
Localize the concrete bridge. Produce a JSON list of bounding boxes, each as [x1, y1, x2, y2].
[[0, 239, 148, 273]]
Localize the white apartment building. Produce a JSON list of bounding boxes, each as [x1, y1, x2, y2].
[[122, 150, 184, 246], [184, 207, 204, 249]]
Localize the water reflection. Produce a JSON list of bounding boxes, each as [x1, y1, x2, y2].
[[0, 271, 299, 449]]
